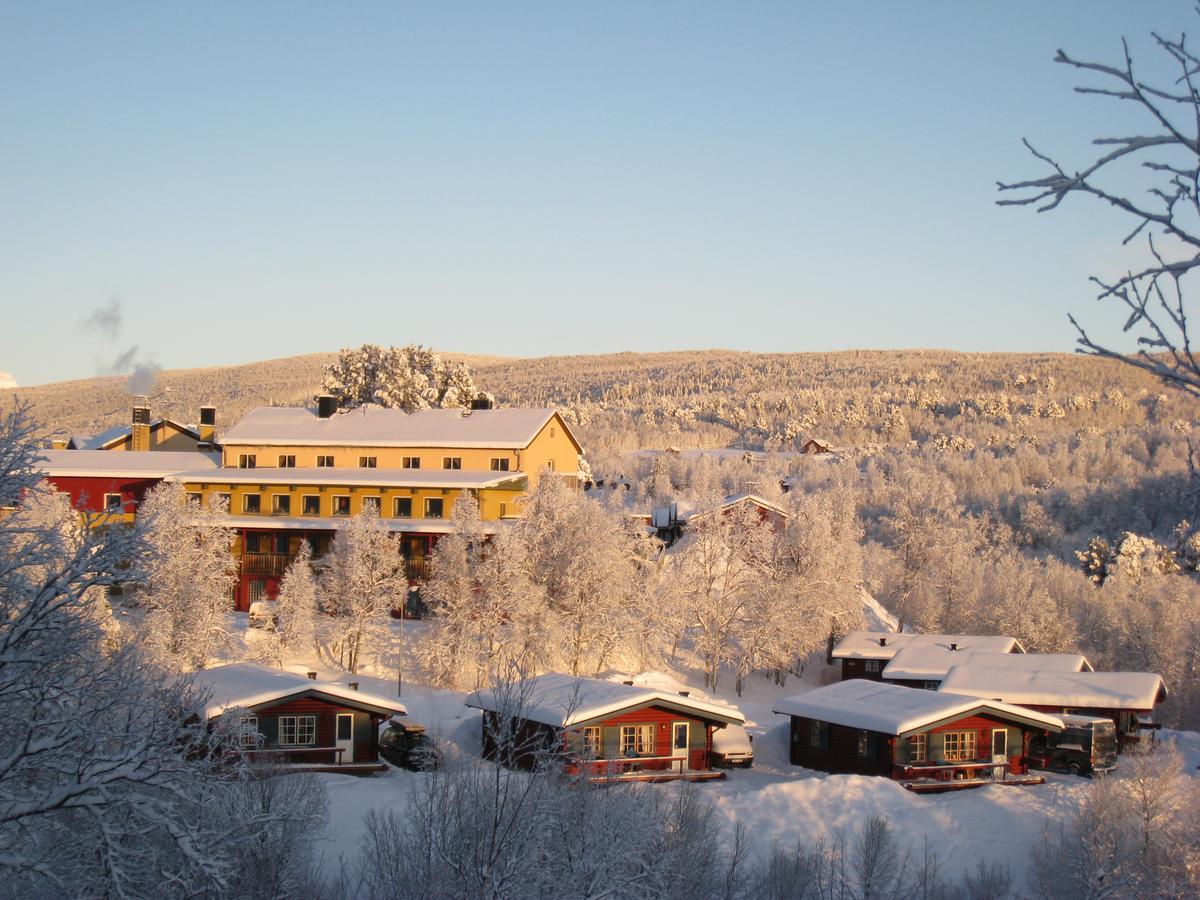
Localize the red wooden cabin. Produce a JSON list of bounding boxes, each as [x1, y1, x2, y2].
[[466, 674, 745, 783], [774, 679, 1064, 791], [193, 664, 406, 772]]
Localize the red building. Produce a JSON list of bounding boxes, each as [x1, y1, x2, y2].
[[36, 450, 219, 518], [192, 663, 406, 772], [774, 679, 1063, 791], [466, 674, 746, 782]]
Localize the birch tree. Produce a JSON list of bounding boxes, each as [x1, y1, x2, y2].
[[271, 540, 318, 665], [319, 506, 407, 673], [136, 482, 235, 670]]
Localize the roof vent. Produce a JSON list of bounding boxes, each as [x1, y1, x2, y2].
[[306, 671, 317, 680], [348, 682, 359, 691], [622, 680, 634, 686], [317, 396, 338, 419], [879, 637, 887, 647], [470, 394, 494, 410], [949, 642, 958, 652], [678, 690, 690, 697]]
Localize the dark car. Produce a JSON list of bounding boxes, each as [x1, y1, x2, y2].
[[379, 720, 444, 772], [1028, 714, 1118, 777]]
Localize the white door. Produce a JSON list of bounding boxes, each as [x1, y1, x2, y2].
[[671, 722, 690, 771], [335, 714, 355, 764], [991, 729, 1008, 780]]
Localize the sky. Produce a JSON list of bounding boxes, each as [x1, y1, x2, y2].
[[1, 1, 1195, 386]]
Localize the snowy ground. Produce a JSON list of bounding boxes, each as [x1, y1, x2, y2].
[[204, 615, 1198, 887]]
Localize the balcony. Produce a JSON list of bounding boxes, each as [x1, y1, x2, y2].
[[404, 557, 430, 582], [240, 553, 295, 577]]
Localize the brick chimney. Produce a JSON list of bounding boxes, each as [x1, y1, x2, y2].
[[131, 397, 151, 451]]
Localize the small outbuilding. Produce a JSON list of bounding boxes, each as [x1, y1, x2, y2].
[[465, 674, 745, 782], [938, 668, 1167, 748], [193, 664, 406, 772], [830, 632, 1023, 684], [773, 679, 1063, 791]]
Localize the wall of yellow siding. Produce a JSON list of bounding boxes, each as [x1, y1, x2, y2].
[[180, 479, 525, 522]]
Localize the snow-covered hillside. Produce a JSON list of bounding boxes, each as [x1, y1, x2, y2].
[[0, 371, 18, 390]]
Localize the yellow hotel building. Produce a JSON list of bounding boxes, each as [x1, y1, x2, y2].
[[165, 401, 584, 611]]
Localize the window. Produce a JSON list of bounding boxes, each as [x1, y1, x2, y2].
[[337, 714, 353, 741], [490, 458, 510, 472], [620, 724, 654, 756], [245, 533, 262, 554], [499, 502, 508, 518], [361, 495, 381, 514], [185, 491, 202, 507], [359, 456, 377, 468], [857, 730, 878, 757], [546, 459, 556, 471], [582, 726, 602, 758], [909, 733, 927, 762], [243, 494, 261, 514], [942, 731, 977, 761], [278, 454, 296, 468], [332, 495, 350, 517], [402, 456, 421, 469], [275, 534, 289, 554], [425, 498, 444, 519], [272, 494, 291, 515], [239, 716, 259, 748], [317, 455, 335, 468], [215, 492, 232, 511], [238, 454, 256, 469], [104, 493, 123, 512], [302, 495, 320, 516], [443, 457, 462, 470], [864, 660, 881, 673], [922, 682, 940, 691], [393, 497, 412, 518], [809, 720, 830, 749], [279, 715, 316, 746]]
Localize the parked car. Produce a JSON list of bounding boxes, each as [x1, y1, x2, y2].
[[247, 599, 279, 629], [379, 720, 444, 771], [708, 724, 754, 768], [1027, 714, 1118, 777]]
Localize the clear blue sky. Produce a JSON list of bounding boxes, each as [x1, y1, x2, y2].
[[1, 1, 1192, 386]]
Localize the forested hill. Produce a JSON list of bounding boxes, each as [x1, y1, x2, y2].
[[5, 348, 1197, 455]]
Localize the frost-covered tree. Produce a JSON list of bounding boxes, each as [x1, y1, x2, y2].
[[321, 343, 478, 412], [0, 402, 314, 897], [136, 482, 235, 670], [319, 506, 407, 673], [271, 540, 318, 664]]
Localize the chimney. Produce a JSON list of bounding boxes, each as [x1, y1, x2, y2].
[[949, 642, 958, 652], [622, 680, 634, 686], [470, 393, 494, 411], [198, 406, 216, 446], [306, 671, 317, 680], [50, 438, 68, 450], [879, 637, 887, 647], [348, 682, 359, 691], [678, 690, 690, 697], [131, 397, 151, 452], [317, 395, 338, 419]]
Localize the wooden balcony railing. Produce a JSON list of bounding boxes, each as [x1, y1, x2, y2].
[[240, 553, 295, 577]]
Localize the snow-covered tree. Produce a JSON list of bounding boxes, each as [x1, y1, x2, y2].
[[321, 343, 479, 412], [271, 540, 318, 664], [319, 506, 407, 673], [135, 482, 235, 670]]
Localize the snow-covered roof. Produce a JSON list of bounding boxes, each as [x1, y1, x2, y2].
[[192, 663, 407, 719], [465, 673, 745, 728], [168, 467, 527, 490], [221, 406, 577, 450], [772, 679, 1063, 735], [682, 492, 791, 522], [880, 644, 1050, 683], [71, 419, 201, 450], [37, 450, 221, 479], [938, 668, 1167, 711], [831, 631, 1020, 662], [217, 515, 502, 536]]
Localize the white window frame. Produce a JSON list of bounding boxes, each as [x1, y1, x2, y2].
[[242, 494, 261, 514], [442, 456, 462, 470], [619, 724, 654, 756], [942, 730, 977, 761], [582, 726, 602, 758], [546, 459, 556, 471], [909, 733, 927, 761], [215, 492, 232, 511], [864, 659, 881, 673], [361, 495, 381, 514], [359, 456, 377, 468], [239, 715, 259, 748], [424, 497, 444, 519], [331, 495, 351, 517], [103, 493, 123, 511], [490, 457, 510, 472], [317, 455, 335, 468], [279, 715, 316, 746], [271, 494, 291, 515], [301, 494, 321, 516], [239, 454, 256, 469], [278, 454, 295, 468], [393, 497, 412, 518], [402, 456, 421, 469]]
